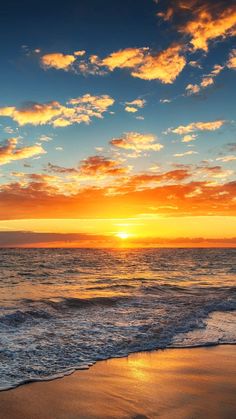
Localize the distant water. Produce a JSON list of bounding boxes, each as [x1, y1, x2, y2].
[[0, 248, 236, 390]]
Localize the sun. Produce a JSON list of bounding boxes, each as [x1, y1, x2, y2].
[[116, 232, 129, 240]]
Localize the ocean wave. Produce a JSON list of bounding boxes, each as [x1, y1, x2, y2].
[[46, 295, 126, 309], [0, 248, 236, 391]]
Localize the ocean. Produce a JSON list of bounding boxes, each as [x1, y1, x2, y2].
[[0, 248, 235, 391]]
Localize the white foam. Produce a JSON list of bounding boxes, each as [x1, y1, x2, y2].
[[171, 311, 236, 347]]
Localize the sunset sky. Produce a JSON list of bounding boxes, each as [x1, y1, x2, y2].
[[0, 0, 236, 247]]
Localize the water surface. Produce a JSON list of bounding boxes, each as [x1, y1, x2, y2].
[[0, 248, 235, 390]]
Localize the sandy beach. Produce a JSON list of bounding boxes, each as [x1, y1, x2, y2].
[[0, 345, 235, 419]]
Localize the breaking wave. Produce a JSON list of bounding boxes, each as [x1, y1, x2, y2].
[[0, 248, 236, 390]]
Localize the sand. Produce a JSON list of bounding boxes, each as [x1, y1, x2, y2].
[[0, 345, 235, 419]]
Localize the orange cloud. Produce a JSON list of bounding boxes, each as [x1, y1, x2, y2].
[[131, 45, 186, 83], [185, 64, 224, 95], [200, 76, 214, 87], [47, 156, 129, 180], [181, 5, 236, 52], [0, 102, 63, 126], [0, 94, 114, 127], [40, 53, 76, 70], [0, 138, 46, 165], [157, 1, 236, 52], [39, 44, 186, 84], [102, 47, 148, 70], [67, 94, 114, 114], [0, 178, 236, 220], [169, 119, 226, 135], [83, 45, 186, 83], [74, 50, 86, 57], [110, 132, 163, 153], [79, 156, 129, 178], [114, 169, 191, 193], [125, 99, 146, 108]]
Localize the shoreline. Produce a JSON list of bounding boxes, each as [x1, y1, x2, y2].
[[1, 341, 235, 393], [0, 345, 235, 418]]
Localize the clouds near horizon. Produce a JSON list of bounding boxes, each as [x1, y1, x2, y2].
[[110, 132, 163, 153]]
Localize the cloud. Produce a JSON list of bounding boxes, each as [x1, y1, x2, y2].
[[185, 64, 224, 95], [74, 50, 86, 57], [116, 169, 191, 192], [0, 138, 46, 165], [124, 98, 146, 113], [79, 156, 129, 178], [160, 98, 172, 103], [76, 55, 108, 76], [185, 84, 201, 95], [110, 132, 163, 153], [189, 60, 202, 68], [0, 94, 114, 127], [39, 44, 186, 84], [67, 94, 114, 113], [216, 155, 236, 162], [200, 76, 214, 87], [197, 165, 233, 179], [124, 106, 138, 113], [1, 177, 236, 220], [126, 99, 146, 108], [130, 45, 186, 83], [38, 2, 235, 85], [157, 1, 236, 52], [185, 186, 202, 198], [78, 45, 186, 83], [182, 134, 198, 143], [47, 156, 129, 179], [102, 47, 148, 70], [47, 162, 78, 175], [41, 53, 76, 70], [168, 119, 226, 135], [211, 64, 224, 75], [38, 134, 53, 142], [181, 4, 236, 52], [174, 150, 198, 157], [227, 49, 236, 70]]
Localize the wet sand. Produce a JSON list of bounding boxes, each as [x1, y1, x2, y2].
[[0, 345, 235, 419]]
